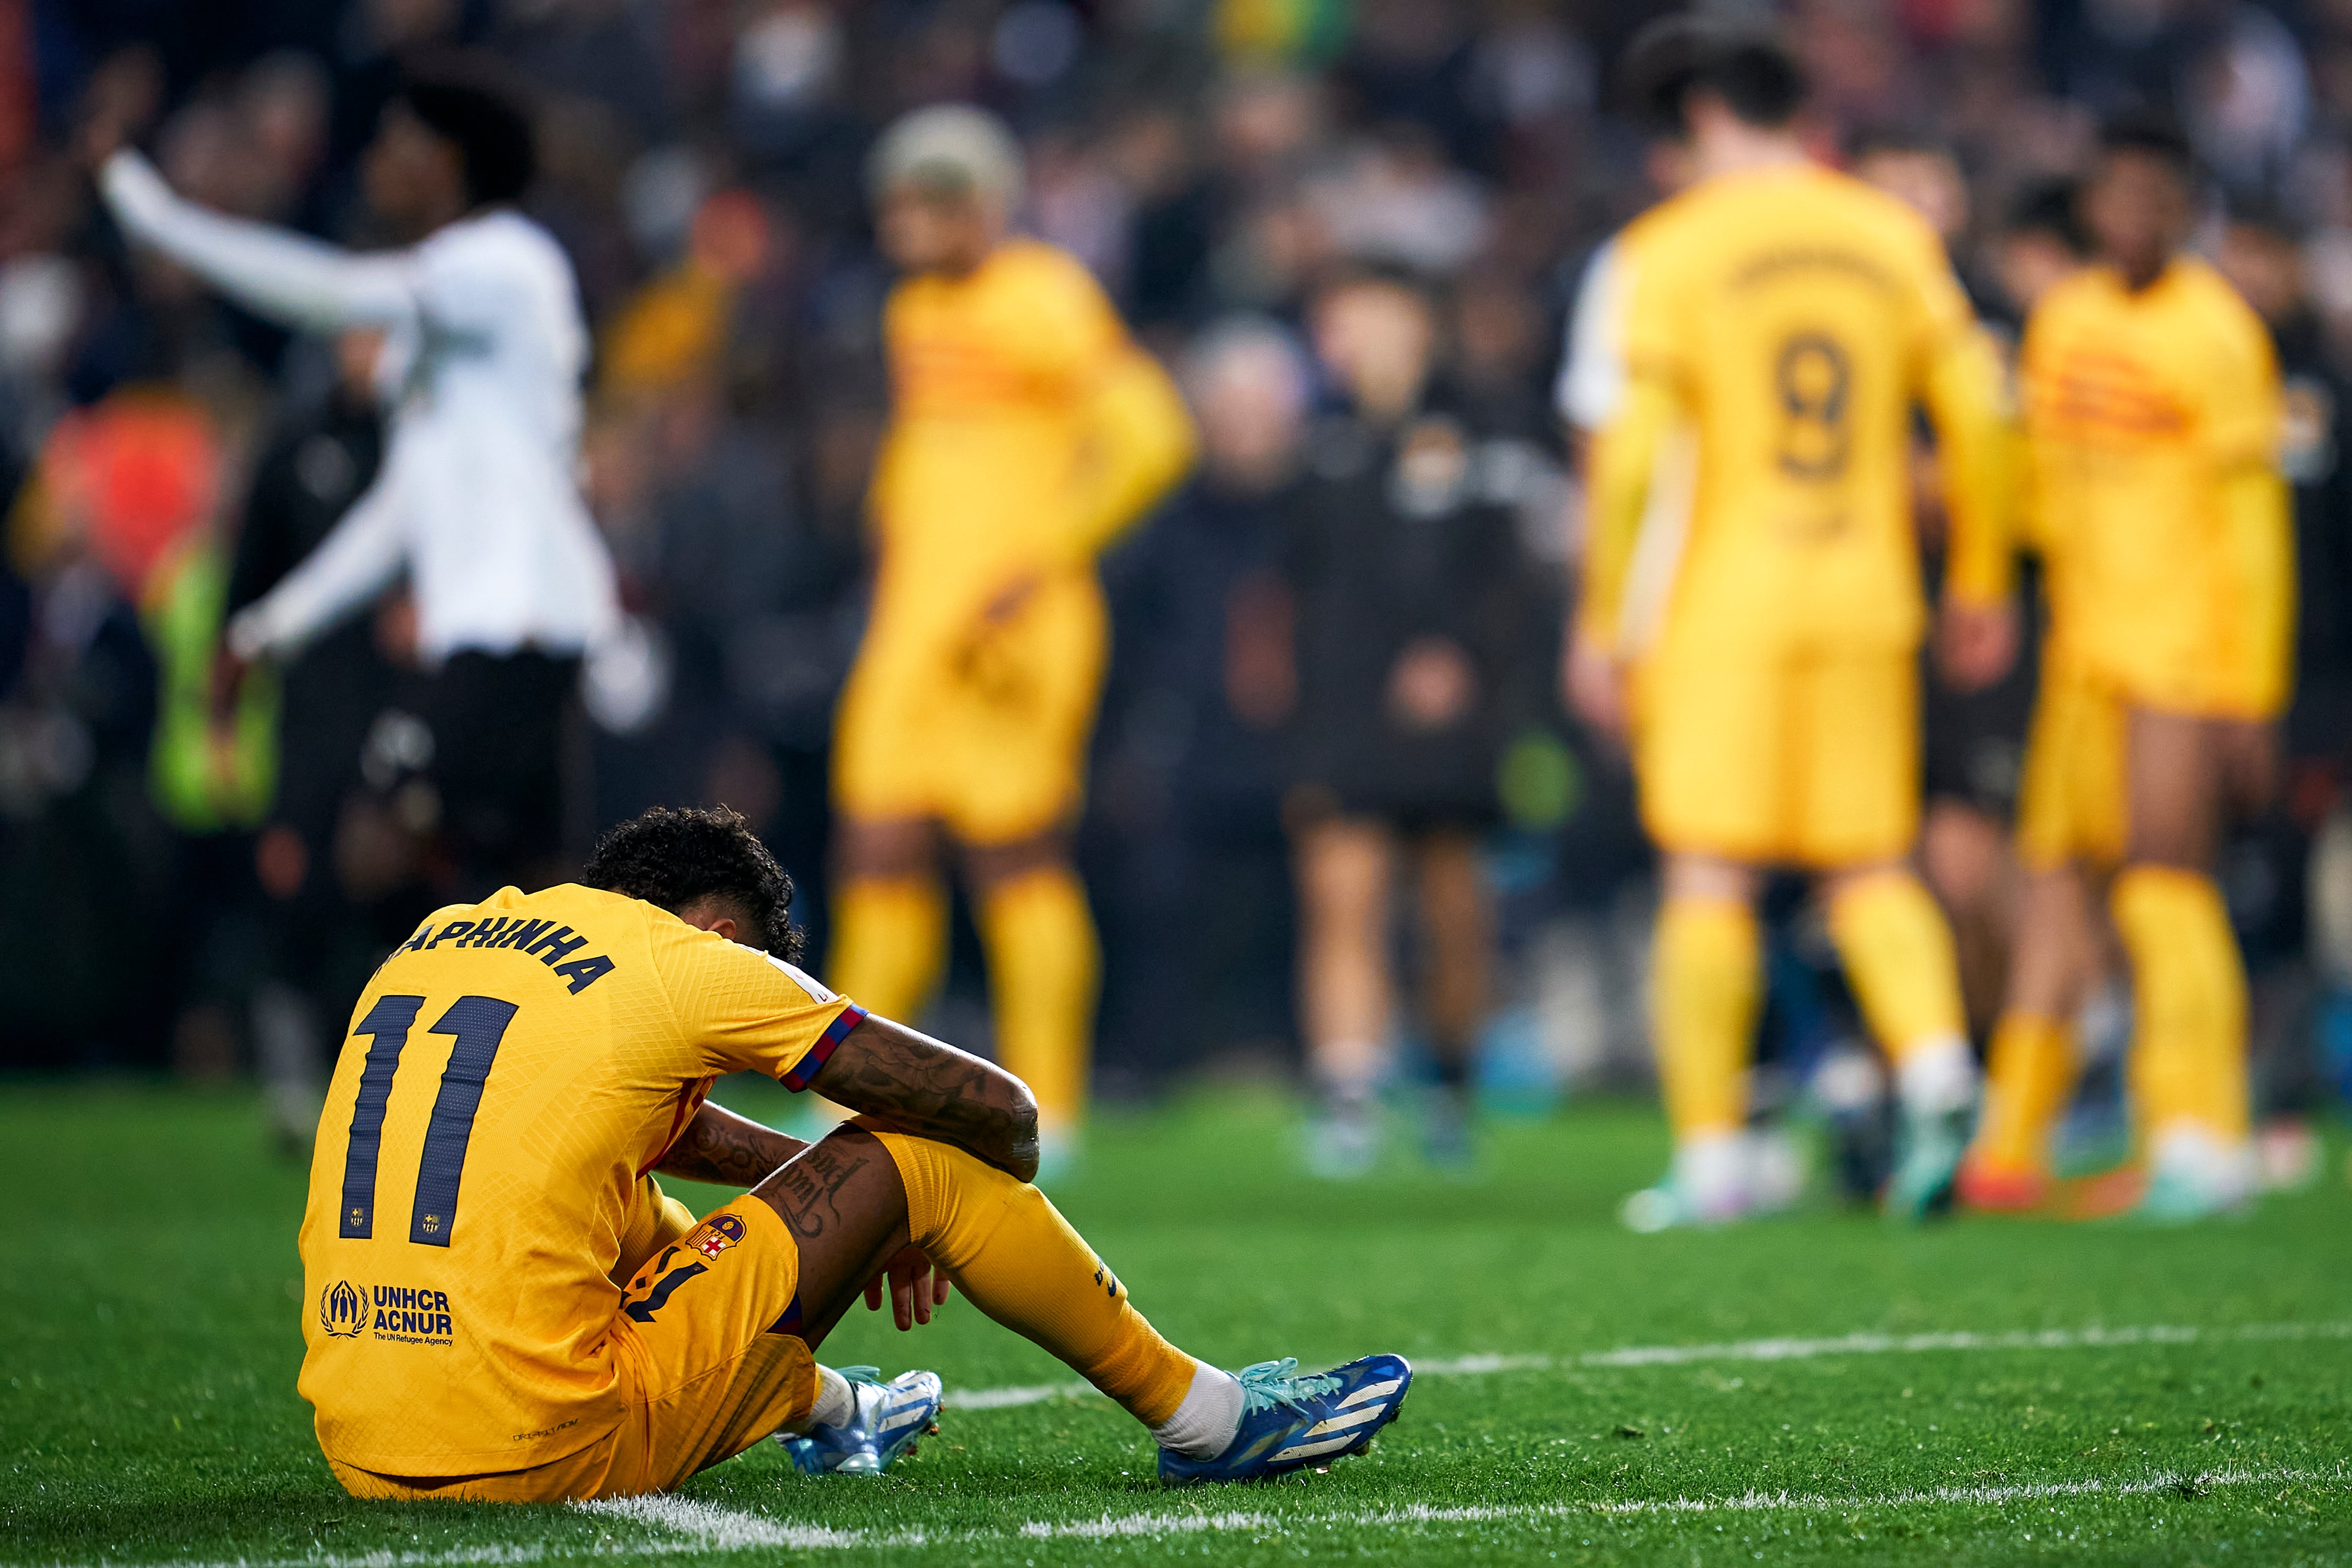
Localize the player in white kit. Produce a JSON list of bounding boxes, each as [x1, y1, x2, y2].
[[100, 78, 620, 892]]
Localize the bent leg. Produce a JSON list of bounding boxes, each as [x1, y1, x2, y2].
[[749, 1127, 1209, 1435], [864, 1127, 1201, 1428]]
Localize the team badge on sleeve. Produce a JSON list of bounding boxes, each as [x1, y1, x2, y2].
[[687, 1213, 746, 1259]]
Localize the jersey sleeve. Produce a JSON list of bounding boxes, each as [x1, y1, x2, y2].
[[660, 933, 868, 1092], [1012, 248, 1128, 391], [2195, 297, 2286, 471], [1906, 226, 2015, 605], [1557, 239, 1628, 431]]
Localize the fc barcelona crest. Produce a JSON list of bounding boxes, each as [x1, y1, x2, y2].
[[689, 1213, 746, 1259]]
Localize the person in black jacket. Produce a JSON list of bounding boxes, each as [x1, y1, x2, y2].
[[225, 330, 411, 1148], [1284, 267, 1537, 1173]]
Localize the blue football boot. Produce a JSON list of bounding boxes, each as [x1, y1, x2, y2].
[[1157, 1354, 1412, 1484], [775, 1366, 941, 1475]]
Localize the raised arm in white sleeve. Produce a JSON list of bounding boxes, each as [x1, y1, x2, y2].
[[226, 461, 409, 661], [100, 150, 419, 334]]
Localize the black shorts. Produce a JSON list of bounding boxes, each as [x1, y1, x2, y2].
[[1920, 655, 2034, 820], [422, 651, 581, 890]]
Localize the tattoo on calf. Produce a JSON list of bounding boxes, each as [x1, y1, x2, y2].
[[771, 1142, 871, 1242]]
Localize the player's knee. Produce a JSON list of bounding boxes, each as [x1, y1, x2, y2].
[[1922, 804, 2004, 907], [963, 831, 1070, 892], [837, 816, 937, 881]]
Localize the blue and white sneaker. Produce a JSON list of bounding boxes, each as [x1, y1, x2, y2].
[[1157, 1355, 1412, 1484], [775, 1366, 941, 1475]]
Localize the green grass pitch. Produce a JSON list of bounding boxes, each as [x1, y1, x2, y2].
[[6, 1081, 2351, 1566]]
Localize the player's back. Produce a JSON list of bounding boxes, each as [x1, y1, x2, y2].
[[871, 239, 1127, 621], [297, 883, 856, 1477], [1619, 164, 1966, 657]]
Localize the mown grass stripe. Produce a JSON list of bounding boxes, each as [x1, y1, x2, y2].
[[43, 1465, 2342, 1567], [941, 1319, 2352, 1411]]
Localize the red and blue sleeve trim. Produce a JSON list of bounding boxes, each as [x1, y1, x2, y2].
[[781, 1003, 867, 1092]]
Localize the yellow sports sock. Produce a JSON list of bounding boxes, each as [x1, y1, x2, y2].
[[976, 867, 1099, 1133], [828, 876, 948, 1025], [1971, 1013, 2075, 1175], [871, 1129, 1196, 1426], [2112, 865, 2249, 1143], [1826, 871, 1968, 1063], [1651, 895, 1759, 1140]]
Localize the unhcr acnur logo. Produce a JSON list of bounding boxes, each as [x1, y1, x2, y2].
[[318, 1279, 366, 1339]]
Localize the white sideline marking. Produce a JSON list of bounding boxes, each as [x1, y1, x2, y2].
[[1019, 1465, 2343, 1539], [577, 1494, 863, 1550], [940, 1320, 2352, 1411], [32, 1465, 2345, 1567]]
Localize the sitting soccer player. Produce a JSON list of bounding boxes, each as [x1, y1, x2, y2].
[[297, 805, 1408, 1500]]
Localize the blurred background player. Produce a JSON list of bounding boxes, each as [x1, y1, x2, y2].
[[1963, 119, 2295, 1220], [1566, 18, 2015, 1228], [98, 76, 619, 899], [1851, 129, 2044, 1042], [1282, 267, 1532, 1176], [827, 106, 1194, 1171]]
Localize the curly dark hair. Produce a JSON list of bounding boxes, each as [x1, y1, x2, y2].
[[581, 805, 804, 962]]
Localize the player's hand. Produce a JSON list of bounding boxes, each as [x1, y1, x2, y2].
[[1936, 595, 2019, 693], [1563, 629, 1629, 742], [864, 1243, 951, 1331]]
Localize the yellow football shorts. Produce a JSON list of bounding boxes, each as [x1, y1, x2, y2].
[[2013, 659, 2128, 872], [1633, 645, 1920, 869], [327, 1197, 816, 1503], [833, 574, 1107, 845]]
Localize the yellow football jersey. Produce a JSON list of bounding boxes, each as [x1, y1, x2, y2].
[[866, 238, 1191, 646], [2020, 258, 2292, 718], [1584, 162, 2010, 659], [297, 883, 862, 1475]]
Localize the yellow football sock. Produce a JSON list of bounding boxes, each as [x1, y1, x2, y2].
[[2112, 865, 2249, 1143], [1826, 871, 1968, 1063], [1652, 894, 1759, 1140], [1971, 1013, 2075, 1175], [871, 1129, 1196, 1426], [828, 875, 948, 1024], [977, 867, 1099, 1134]]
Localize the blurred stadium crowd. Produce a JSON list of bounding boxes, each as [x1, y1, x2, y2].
[[4, 0, 2351, 1171]]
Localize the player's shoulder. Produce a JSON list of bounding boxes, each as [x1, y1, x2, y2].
[[987, 237, 1103, 293], [419, 209, 568, 279], [2167, 257, 2273, 346], [2022, 266, 2109, 340]]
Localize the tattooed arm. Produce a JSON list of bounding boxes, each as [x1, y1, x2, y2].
[[656, 1101, 810, 1189], [810, 1014, 1042, 1182]]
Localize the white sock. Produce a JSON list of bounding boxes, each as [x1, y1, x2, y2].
[[1673, 1129, 1748, 1212], [1148, 1361, 1244, 1459], [2148, 1121, 2256, 1202], [807, 1365, 856, 1431], [1896, 1035, 1977, 1119]]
